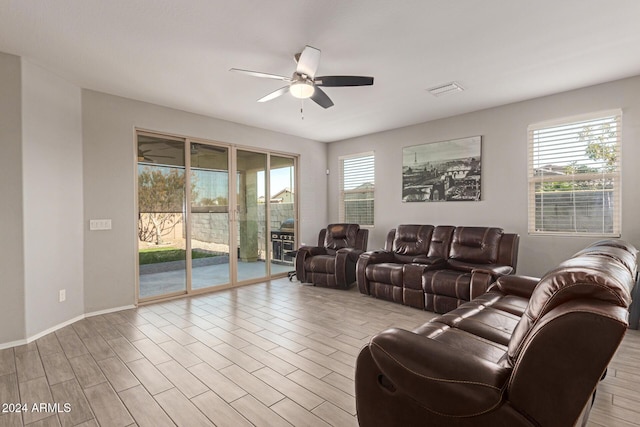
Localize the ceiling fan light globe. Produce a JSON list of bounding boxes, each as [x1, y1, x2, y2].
[[290, 81, 315, 99]]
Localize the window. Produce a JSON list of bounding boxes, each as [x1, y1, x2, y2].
[[339, 152, 375, 226], [528, 110, 621, 236]]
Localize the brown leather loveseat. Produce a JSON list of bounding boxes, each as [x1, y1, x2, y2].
[[295, 223, 369, 289], [357, 225, 519, 313], [355, 239, 638, 426]]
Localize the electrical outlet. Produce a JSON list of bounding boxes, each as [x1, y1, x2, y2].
[[59, 289, 66, 302]]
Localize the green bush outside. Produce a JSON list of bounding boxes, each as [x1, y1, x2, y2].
[[139, 247, 219, 265]]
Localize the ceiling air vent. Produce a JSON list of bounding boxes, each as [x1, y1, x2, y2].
[[427, 81, 464, 97]]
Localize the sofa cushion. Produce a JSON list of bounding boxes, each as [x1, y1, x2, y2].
[[450, 227, 503, 264], [416, 324, 508, 364], [324, 223, 360, 250], [436, 302, 521, 347]]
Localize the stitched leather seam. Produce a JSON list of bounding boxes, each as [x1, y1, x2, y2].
[[511, 310, 536, 358], [481, 227, 490, 249]]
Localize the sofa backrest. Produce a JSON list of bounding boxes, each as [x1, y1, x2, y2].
[[427, 226, 455, 258], [449, 227, 503, 264], [385, 225, 519, 268], [323, 223, 364, 251], [391, 225, 434, 263], [507, 252, 632, 365], [573, 239, 638, 279], [496, 233, 520, 269]]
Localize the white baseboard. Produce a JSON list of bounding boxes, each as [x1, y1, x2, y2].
[[0, 338, 28, 350], [0, 304, 137, 350], [26, 314, 86, 343], [85, 305, 136, 318]]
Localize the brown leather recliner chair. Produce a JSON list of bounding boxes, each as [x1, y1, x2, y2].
[[355, 239, 638, 426], [295, 224, 369, 289]]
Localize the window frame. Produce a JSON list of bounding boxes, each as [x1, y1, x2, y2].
[[339, 151, 375, 228], [527, 109, 622, 237]]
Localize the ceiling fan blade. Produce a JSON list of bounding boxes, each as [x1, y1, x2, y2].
[[310, 86, 334, 109], [257, 86, 290, 103], [230, 68, 291, 81], [315, 76, 374, 87], [137, 150, 174, 159], [296, 45, 321, 79]]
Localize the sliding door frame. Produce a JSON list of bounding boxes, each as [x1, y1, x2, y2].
[[134, 128, 298, 304]]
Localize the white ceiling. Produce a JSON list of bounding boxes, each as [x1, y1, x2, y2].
[[2, 0, 640, 143]]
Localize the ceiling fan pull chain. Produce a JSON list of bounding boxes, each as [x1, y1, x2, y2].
[[300, 99, 304, 120]]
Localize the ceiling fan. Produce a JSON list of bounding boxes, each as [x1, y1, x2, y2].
[[230, 45, 374, 109], [137, 148, 174, 163]]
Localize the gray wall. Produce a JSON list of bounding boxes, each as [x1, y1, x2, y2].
[[4, 46, 639, 345], [328, 76, 640, 277], [82, 90, 328, 313], [0, 52, 26, 345], [21, 60, 84, 336]]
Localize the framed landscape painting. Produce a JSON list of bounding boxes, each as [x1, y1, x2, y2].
[[402, 136, 482, 202]]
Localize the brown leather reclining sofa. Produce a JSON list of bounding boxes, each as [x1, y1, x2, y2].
[[355, 239, 638, 426], [357, 225, 519, 313]]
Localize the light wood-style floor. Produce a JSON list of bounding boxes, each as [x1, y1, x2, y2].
[[0, 278, 638, 427]]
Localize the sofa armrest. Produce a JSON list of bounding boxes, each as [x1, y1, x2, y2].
[[337, 247, 364, 263], [361, 250, 396, 264], [411, 256, 448, 269], [473, 265, 514, 277], [357, 250, 397, 295], [295, 246, 328, 283], [369, 328, 510, 417], [489, 275, 540, 298], [335, 248, 364, 287], [298, 246, 328, 257], [448, 259, 514, 279], [356, 250, 382, 294]]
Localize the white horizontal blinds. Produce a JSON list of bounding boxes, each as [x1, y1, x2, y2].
[[339, 152, 375, 226], [527, 110, 621, 236]]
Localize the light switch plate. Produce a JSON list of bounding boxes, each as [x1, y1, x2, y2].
[[90, 219, 112, 230]]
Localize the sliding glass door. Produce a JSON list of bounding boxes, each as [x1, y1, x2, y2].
[[269, 155, 296, 275], [236, 150, 267, 282], [136, 132, 297, 302], [190, 143, 230, 290], [137, 134, 187, 299]]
